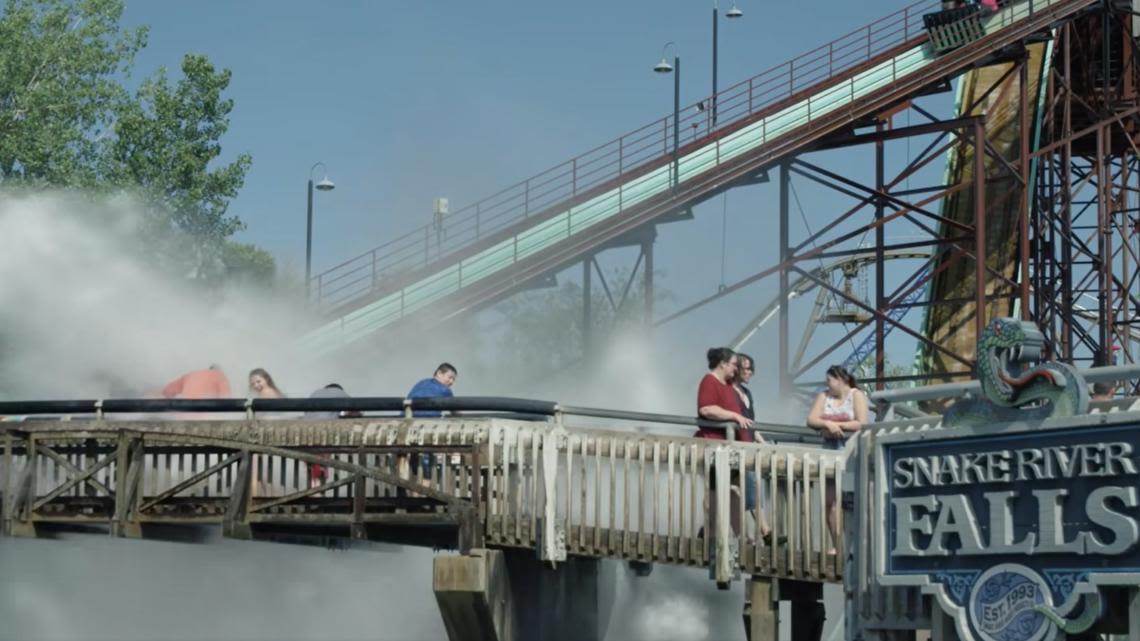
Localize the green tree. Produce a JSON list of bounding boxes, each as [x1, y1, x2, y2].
[[493, 267, 671, 385], [0, 0, 147, 185], [855, 355, 913, 391], [219, 241, 276, 287], [0, 0, 263, 284], [101, 54, 252, 252]]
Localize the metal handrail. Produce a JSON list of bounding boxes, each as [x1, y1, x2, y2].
[[869, 363, 1140, 405], [309, 0, 939, 313], [0, 396, 821, 443]]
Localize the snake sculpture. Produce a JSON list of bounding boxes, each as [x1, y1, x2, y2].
[[1034, 593, 1102, 636], [942, 317, 1089, 428], [943, 318, 1097, 633]]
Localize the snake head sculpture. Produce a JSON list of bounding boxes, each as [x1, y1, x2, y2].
[[944, 318, 1089, 426], [980, 318, 1050, 407]]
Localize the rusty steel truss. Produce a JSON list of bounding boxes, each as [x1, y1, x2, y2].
[[661, 2, 1140, 398], [1032, 10, 1140, 380]]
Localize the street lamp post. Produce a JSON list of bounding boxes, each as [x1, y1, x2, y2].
[[654, 44, 680, 190], [712, 1, 743, 126], [306, 162, 336, 298]]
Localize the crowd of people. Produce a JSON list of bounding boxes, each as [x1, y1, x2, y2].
[[157, 362, 457, 409], [156, 362, 459, 490], [139, 347, 1126, 547], [695, 346, 867, 552]]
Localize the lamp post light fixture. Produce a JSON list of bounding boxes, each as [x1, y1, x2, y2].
[[654, 42, 680, 190], [306, 161, 336, 298], [713, 1, 743, 126]]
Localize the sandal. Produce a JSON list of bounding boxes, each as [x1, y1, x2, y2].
[[761, 531, 788, 545]]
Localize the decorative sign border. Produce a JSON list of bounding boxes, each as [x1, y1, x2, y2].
[[874, 411, 1140, 641]]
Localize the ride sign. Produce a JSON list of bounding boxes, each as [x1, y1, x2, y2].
[[876, 415, 1140, 641]]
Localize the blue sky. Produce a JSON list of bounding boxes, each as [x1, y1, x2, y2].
[[119, 0, 952, 400]]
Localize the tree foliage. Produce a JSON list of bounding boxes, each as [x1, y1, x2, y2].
[[0, 0, 145, 184], [855, 355, 913, 391], [101, 54, 251, 248], [493, 267, 671, 380], [0, 0, 262, 283], [219, 241, 276, 287]]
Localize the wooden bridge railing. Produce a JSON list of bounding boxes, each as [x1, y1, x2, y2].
[[0, 414, 845, 584]]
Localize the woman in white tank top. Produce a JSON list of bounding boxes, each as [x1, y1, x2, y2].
[[806, 365, 868, 554]]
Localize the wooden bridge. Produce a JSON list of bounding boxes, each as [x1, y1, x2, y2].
[[7, 386, 1140, 641], [0, 399, 843, 585]]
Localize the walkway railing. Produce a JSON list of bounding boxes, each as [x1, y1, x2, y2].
[[1, 398, 841, 583], [870, 363, 1140, 418]]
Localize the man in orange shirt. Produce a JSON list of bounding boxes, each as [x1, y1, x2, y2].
[[161, 365, 232, 399]]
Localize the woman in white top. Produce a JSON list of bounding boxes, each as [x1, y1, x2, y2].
[[806, 365, 868, 554], [248, 368, 284, 496]]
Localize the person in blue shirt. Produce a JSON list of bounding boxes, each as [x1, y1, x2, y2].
[[406, 363, 458, 483], [406, 363, 457, 416]]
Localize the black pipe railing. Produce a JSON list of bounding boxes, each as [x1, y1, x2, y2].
[[561, 404, 822, 444], [0, 396, 823, 445]]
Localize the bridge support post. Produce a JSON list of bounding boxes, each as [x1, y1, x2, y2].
[[743, 576, 779, 641], [434, 549, 599, 641], [583, 256, 592, 360], [782, 579, 824, 641], [7, 434, 38, 538], [744, 578, 824, 641], [504, 549, 599, 641], [778, 160, 791, 397], [222, 450, 253, 540], [1129, 586, 1140, 641], [111, 433, 142, 538], [1, 432, 13, 537], [434, 549, 514, 641], [930, 607, 959, 641]]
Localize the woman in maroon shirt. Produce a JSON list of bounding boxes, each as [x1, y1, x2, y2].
[[694, 347, 757, 546], [696, 347, 753, 440]]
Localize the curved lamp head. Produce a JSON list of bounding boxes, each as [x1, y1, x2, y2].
[[726, 3, 743, 18], [309, 161, 336, 191], [654, 42, 677, 74]]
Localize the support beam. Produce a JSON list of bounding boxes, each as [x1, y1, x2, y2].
[[643, 236, 654, 331], [1019, 58, 1031, 319], [36, 444, 113, 496], [434, 549, 514, 641], [1, 433, 13, 536], [930, 607, 959, 641], [1129, 586, 1140, 641], [974, 120, 988, 346], [111, 434, 143, 538], [814, 115, 982, 151], [9, 435, 36, 537], [223, 450, 253, 540], [504, 549, 598, 641], [781, 579, 825, 641], [583, 256, 592, 361], [779, 161, 791, 396], [875, 122, 886, 390], [744, 576, 779, 641]]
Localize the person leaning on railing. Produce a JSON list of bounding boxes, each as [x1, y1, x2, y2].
[[404, 363, 458, 491], [806, 365, 867, 448], [806, 364, 868, 555], [695, 347, 753, 542]]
